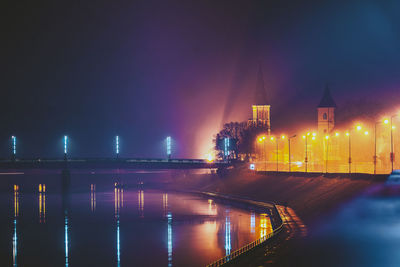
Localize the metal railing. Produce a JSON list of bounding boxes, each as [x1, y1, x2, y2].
[[206, 210, 284, 267]]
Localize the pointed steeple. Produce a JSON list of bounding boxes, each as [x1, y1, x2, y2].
[[254, 65, 269, 105], [318, 85, 336, 108]]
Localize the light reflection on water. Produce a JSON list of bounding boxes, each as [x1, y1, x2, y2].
[[4, 173, 275, 267], [13, 185, 19, 267]]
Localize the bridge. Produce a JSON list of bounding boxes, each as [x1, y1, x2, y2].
[[0, 158, 230, 170], [2, 135, 233, 170]]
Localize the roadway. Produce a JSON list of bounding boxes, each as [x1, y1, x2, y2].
[[0, 158, 230, 170]]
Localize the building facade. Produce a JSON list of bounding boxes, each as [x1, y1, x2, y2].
[[317, 86, 336, 134], [249, 65, 271, 134]]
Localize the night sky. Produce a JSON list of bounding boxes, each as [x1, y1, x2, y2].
[[1, 1, 400, 158]]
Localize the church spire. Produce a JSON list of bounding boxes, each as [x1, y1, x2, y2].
[[255, 64, 269, 105], [318, 85, 336, 108]]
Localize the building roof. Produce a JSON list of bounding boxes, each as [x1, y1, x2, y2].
[[254, 65, 269, 105], [318, 85, 336, 108]]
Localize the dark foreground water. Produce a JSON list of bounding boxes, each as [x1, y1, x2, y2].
[[0, 171, 274, 267]]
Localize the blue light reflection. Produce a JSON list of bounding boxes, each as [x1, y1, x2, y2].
[[225, 210, 231, 256], [167, 212, 172, 267], [65, 216, 69, 267]]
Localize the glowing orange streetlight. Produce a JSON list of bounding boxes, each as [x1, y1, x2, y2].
[[287, 134, 296, 172], [303, 133, 310, 172], [257, 135, 267, 171]]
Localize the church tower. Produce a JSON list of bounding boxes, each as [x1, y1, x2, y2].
[[317, 85, 336, 134], [251, 65, 271, 134]]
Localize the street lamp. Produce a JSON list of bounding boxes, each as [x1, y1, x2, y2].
[[166, 136, 172, 160], [115, 136, 120, 158], [11, 136, 16, 159], [258, 135, 267, 171], [390, 115, 397, 172], [325, 135, 329, 173], [302, 132, 311, 172], [374, 121, 382, 174], [288, 135, 297, 172], [270, 136, 279, 172], [64, 135, 68, 160], [346, 124, 362, 174]]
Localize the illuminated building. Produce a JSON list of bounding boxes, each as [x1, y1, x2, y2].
[[317, 85, 336, 134], [249, 65, 271, 133]]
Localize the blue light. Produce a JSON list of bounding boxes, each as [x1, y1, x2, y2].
[[166, 136, 172, 157], [117, 217, 120, 267], [13, 219, 17, 267], [64, 136, 68, 155], [11, 136, 16, 155], [225, 212, 231, 255], [249, 163, 255, 170], [224, 138, 230, 157], [250, 212, 255, 234], [167, 212, 172, 267], [65, 216, 69, 267], [116, 136, 119, 155]]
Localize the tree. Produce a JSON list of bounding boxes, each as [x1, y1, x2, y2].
[[214, 122, 246, 159], [214, 122, 268, 161]]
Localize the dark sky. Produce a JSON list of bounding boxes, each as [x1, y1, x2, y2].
[[1, 0, 400, 158]]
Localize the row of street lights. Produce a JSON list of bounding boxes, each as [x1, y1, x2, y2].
[[257, 115, 398, 174], [8, 135, 173, 160]]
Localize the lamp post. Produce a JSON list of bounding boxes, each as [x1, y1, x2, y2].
[[64, 135, 68, 161], [257, 136, 267, 171], [302, 133, 310, 173], [166, 136, 172, 160], [11, 136, 16, 160], [374, 122, 378, 174], [390, 115, 397, 172], [288, 135, 296, 172], [325, 135, 329, 174], [270, 136, 278, 172], [115, 136, 119, 159], [346, 125, 363, 174], [374, 120, 388, 174]]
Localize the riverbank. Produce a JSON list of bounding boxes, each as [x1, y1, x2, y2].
[[164, 169, 385, 266], [165, 169, 383, 225]]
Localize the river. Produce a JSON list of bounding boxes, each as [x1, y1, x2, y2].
[[0, 171, 275, 266]]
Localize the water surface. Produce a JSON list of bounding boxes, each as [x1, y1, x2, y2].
[[0, 172, 274, 266]]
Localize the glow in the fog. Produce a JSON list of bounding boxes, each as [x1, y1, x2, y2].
[[166, 136, 171, 156], [116, 136, 119, 155], [11, 136, 16, 155], [64, 136, 68, 155]]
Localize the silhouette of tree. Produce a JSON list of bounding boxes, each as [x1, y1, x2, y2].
[[214, 122, 268, 160]]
